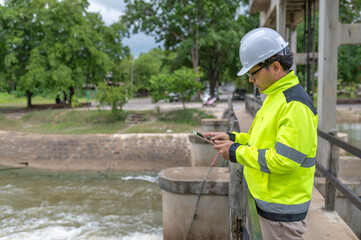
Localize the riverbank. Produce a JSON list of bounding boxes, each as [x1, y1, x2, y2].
[[0, 131, 192, 171], [336, 104, 361, 122]]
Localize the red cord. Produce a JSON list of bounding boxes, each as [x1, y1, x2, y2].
[[211, 151, 220, 166]]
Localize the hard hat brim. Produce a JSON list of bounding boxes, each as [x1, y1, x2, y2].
[[237, 67, 250, 76]]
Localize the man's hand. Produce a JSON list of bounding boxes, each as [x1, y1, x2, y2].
[[212, 140, 234, 160], [203, 132, 230, 141]]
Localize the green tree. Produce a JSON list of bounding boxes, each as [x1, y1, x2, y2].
[[133, 48, 166, 96], [150, 67, 202, 109], [149, 73, 171, 103], [96, 82, 128, 117], [119, 48, 176, 97], [199, 10, 259, 96], [123, 0, 207, 72], [41, 0, 115, 105], [122, 0, 259, 96], [295, 0, 361, 87], [0, 0, 129, 107], [0, 0, 46, 106], [170, 67, 203, 109], [338, 0, 361, 87]]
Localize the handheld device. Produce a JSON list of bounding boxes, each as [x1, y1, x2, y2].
[[192, 131, 215, 144]]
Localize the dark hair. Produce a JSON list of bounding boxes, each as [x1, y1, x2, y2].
[[259, 52, 294, 71]]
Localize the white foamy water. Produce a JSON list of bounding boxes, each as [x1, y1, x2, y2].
[[119, 175, 159, 183], [0, 169, 163, 240], [0, 227, 162, 240]]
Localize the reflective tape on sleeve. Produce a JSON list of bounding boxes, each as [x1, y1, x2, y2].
[[275, 142, 306, 165], [258, 149, 271, 173], [301, 157, 316, 168]]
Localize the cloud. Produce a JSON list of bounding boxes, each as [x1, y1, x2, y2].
[[88, 0, 126, 12], [123, 32, 162, 58], [87, 0, 124, 26], [87, 0, 160, 57]]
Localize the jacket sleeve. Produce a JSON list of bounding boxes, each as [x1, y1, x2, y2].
[[229, 102, 317, 174], [228, 132, 250, 145]]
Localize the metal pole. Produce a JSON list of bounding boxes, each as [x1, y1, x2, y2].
[[306, 0, 312, 97]]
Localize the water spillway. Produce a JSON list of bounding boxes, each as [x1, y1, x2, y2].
[[0, 168, 163, 239]]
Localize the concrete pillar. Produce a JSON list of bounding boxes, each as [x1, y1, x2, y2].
[[276, 0, 286, 38], [337, 132, 348, 156], [188, 118, 228, 167], [159, 167, 229, 240], [317, 0, 340, 167], [189, 134, 223, 167], [289, 25, 298, 73], [201, 119, 229, 132]]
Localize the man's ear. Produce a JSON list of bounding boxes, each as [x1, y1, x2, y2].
[[271, 61, 282, 72]]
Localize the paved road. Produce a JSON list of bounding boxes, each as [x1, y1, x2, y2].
[[94, 95, 236, 119]]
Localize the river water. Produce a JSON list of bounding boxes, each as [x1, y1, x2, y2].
[[1, 123, 359, 240], [0, 169, 163, 240], [336, 122, 361, 148]]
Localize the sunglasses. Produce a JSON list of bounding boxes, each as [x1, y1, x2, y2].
[[247, 66, 264, 80]]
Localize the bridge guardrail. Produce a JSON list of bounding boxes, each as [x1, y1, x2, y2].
[[317, 129, 361, 211]]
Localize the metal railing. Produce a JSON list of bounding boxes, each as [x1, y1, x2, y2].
[[317, 129, 361, 211]]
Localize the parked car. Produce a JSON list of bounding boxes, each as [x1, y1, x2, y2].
[[232, 88, 247, 100], [168, 92, 180, 102]]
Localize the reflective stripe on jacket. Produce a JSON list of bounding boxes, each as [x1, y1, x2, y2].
[[229, 71, 318, 222]]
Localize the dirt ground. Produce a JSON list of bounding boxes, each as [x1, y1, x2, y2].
[[336, 104, 361, 122]]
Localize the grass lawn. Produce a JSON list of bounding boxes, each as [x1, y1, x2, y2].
[[0, 92, 88, 106], [0, 108, 214, 134]]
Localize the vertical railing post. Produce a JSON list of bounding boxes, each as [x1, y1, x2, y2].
[[228, 107, 246, 240], [325, 129, 339, 211], [230, 163, 246, 239]]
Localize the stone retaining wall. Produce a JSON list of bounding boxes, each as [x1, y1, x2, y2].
[[0, 130, 191, 171]]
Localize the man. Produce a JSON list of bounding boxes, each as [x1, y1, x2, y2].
[[204, 27, 318, 239]]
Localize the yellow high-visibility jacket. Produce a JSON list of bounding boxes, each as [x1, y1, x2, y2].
[[229, 71, 318, 222]]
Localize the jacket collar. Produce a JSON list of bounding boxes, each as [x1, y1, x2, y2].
[[261, 71, 299, 96]]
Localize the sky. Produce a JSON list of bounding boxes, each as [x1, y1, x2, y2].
[[87, 0, 160, 57]]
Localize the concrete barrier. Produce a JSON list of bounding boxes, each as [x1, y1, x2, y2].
[[337, 132, 348, 156], [0, 131, 191, 171], [188, 118, 228, 167], [338, 156, 361, 178], [314, 177, 361, 238], [304, 187, 359, 240], [159, 167, 229, 240], [188, 134, 223, 167], [201, 118, 229, 132]]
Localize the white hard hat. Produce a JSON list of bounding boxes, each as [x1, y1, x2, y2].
[[237, 27, 289, 76]]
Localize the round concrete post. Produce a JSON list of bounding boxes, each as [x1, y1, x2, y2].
[[188, 134, 223, 167], [201, 119, 229, 132], [159, 167, 229, 240], [337, 132, 348, 156]]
